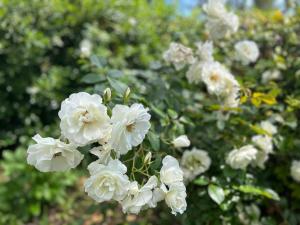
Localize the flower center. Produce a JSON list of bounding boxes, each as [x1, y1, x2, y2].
[[80, 110, 93, 124], [210, 72, 220, 82], [126, 123, 135, 132]]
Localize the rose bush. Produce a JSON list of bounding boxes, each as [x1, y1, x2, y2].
[[1, 0, 300, 224]]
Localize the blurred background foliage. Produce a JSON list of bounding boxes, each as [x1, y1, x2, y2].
[[0, 0, 300, 224]]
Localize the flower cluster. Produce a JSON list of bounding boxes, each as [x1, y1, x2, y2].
[[162, 1, 262, 111], [203, 0, 239, 40], [226, 120, 277, 170], [164, 41, 240, 109], [27, 91, 187, 215]]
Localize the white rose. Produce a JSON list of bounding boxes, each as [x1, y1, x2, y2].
[[226, 145, 258, 170], [252, 135, 273, 154], [163, 42, 195, 70], [203, 0, 227, 18], [172, 135, 191, 148], [203, 0, 239, 40], [120, 176, 158, 214], [27, 134, 83, 172], [181, 148, 211, 181], [205, 12, 239, 40], [110, 103, 151, 155], [291, 160, 300, 182], [58, 92, 111, 146], [201, 61, 239, 97], [260, 120, 277, 135], [235, 40, 260, 65], [195, 41, 214, 62], [84, 159, 130, 202], [161, 182, 187, 215], [160, 155, 184, 186], [186, 60, 204, 84], [262, 70, 282, 83]]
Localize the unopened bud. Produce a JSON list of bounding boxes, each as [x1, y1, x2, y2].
[[172, 135, 190, 148], [103, 88, 111, 102], [144, 152, 152, 165], [123, 87, 131, 103]]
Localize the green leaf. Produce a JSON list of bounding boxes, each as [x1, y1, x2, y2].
[[194, 176, 210, 186], [107, 69, 123, 78], [147, 131, 160, 151], [81, 73, 105, 84], [249, 124, 271, 136], [208, 184, 225, 205], [234, 185, 280, 201], [29, 203, 41, 216], [107, 77, 128, 95], [90, 55, 106, 68], [150, 104, 167, 119], [151, 155, 162, 170], [167, 109, 178, 119]]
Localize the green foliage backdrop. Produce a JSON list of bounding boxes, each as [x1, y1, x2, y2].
[[0, 0, 300, 224]]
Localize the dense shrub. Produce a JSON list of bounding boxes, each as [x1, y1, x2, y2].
[[1, 0, 300, 224]]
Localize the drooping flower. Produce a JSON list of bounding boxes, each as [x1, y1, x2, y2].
[[260, 120, 277, 135], [226, 145, 258, 170], [181, 148, 211, 181], [235, 40, 260, 65], [291, 160, 300, 182], [172, 135, 191, 148], [195, 41, 214, 62], [84, 159, 130, 202], [58, 92, 111, 146], [110, 103, 151, 155], [27, 134, 83, 172], [161, 182, 187, 215], [120, 176, 158, 214], [160, 155, 184, 186], [163, 42, 195, 70], [201, 61, 239, 97]]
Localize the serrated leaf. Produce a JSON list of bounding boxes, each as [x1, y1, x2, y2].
[[208, 184, 225, 205]]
